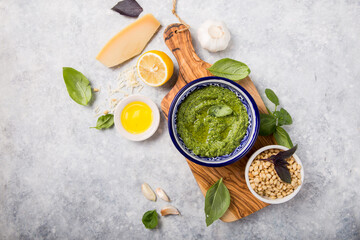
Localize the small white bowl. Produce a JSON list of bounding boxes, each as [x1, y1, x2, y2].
[[245, 145, 304, 204], [114, 95, 160, 141]]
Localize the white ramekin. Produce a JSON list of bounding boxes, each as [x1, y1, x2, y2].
[[114, 95, 160, 141], [245, 145, 304, 204]]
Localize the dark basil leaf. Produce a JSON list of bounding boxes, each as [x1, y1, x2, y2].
[[274, 126, 294, 148], [259, 114, 277, 136], [274, 108, 293, 126], [274, 144, 298, 161], [142, 210, 158, 229], [207, 58, 251, 81], [208, 105, 233, 117], [274, 164, 292, 183], [111, 0, 143, 18], [91, 114, 114, 130], [275, 158, 289, 166], [264, 145, 297, 183], [204, 178, 230, 227], [265, 88, 279, 106], [63, 67, 92, 106]]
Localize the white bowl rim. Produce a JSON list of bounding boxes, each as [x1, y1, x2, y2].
[[114, 94, 160, 141], [245, 145, 304, 204]]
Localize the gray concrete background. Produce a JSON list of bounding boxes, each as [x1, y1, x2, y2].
[[0, 0, 359, 239]]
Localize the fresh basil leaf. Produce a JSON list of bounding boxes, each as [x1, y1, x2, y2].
[[265, 106, 272, 114], [274, 164, 292, 183], [63, 67, 92, 106], [208, 105, 233, 117], [265, 89, 279, 106], [274, 108, 292, 126], [91, 114, 114, 130], [207, 58, 251, 81], [204, 178, 230, 227], [259, 114, 277, 136], [274, 126, 293, 148], [142, 210, 158, 229]]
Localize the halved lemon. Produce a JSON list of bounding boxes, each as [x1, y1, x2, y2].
[[136, 50, 174, 87]]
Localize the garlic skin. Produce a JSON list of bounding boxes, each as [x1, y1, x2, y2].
[[197, 20, 231, 52]]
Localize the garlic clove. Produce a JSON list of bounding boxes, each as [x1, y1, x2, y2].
[[141, 183, 156, 201], [160, 206, 180, 216], [197, 20, 231, 52], [156, 188, 170, 202]]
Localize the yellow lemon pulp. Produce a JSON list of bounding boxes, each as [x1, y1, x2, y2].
[[136, 50, 174, 87], [121, 101, 153, 134]]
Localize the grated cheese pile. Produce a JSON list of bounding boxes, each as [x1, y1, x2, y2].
[[94, 66, 144, 117]]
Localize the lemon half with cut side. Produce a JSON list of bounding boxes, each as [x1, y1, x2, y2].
[[136, 50, 174, 87]]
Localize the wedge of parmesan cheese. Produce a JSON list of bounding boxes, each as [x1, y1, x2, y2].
[[96, 14, 161, 67]]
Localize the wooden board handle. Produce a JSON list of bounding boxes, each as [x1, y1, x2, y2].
[[164, 24, 211, 80], [161, 24, 211, 118]]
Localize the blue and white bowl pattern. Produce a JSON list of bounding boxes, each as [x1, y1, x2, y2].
[[168, 77, 260, 167]]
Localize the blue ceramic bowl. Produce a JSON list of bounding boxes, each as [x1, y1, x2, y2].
[[168, 76, 260, 167]]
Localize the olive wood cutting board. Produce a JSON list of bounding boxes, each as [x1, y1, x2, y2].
[[161, 24, 275, 222]]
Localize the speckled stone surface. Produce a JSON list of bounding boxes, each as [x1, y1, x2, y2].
[[0, 0, 359, 239]]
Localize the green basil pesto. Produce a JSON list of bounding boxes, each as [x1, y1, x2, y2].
[[176, 86, 249, 157]]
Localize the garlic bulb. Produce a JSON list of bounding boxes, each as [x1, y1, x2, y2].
[[197, 20, 231, 52]]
